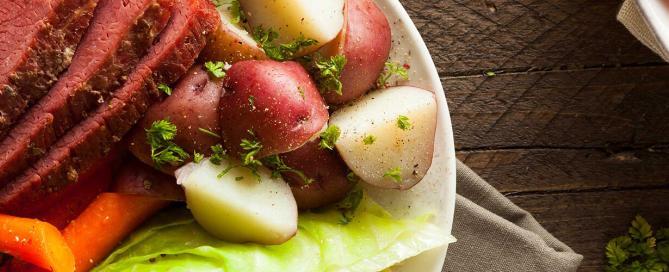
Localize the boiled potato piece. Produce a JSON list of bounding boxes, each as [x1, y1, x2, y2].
[[239, 0, 344, 55], [201, 2, 267, 63], [175, 158, 298, 245], [330, 86, 437, 190]]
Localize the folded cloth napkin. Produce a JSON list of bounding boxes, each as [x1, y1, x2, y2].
[[618, 0, 669, 61], [442, 161, 583, 272]]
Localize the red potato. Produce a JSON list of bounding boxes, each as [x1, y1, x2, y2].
[[112, 157, 185, 201], [129, 65, 224, 174], [201, 3, 267, 63], [220, 60, 329, 158], [321, 0, 391, 105], [279, 139, 355, 210]]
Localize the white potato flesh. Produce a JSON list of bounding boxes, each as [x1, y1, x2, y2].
[[330, 86, 437, 190], [239, 0, 344, 54], [175, 159, 298, 245]]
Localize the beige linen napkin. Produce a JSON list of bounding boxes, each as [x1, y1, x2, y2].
[[618, 0, 669, 60], [442, 161, 583, 272]]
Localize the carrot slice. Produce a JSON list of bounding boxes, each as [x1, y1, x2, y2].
[[62, 193, 168, 271], [0, 214, 74, 272]]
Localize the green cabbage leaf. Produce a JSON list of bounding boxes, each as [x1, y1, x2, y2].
[[94, 195, 453, 272]]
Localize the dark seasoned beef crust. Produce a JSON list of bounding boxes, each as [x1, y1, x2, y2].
[[0, 0, 220, 215], [0, 0, 172, 185], [0, 0, 100, 135]]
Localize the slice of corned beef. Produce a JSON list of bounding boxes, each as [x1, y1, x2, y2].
[[0, 0, 100, 135], [0, 0, 220, 215], [0, 0, 172, 185]]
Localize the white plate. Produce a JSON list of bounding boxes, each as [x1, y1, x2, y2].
[[363, 1, 457, 271]]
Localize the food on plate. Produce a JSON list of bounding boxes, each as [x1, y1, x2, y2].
[[0, 0, 98, 135], [277, 138, 355, 209], [0, 0, 452, 270], [219, 60, 329, 158], [176, 158, 298, 245], [129, 65, 225, 174], [319, 0, 392, 105], [330, 86, 438, 190], [62, 193, 169, 272], [201, 1, 267, 63], [239, 0, 345, 56]]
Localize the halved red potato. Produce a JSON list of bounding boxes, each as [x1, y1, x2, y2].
[[220, 60, 329, 158], [278, 139, 354, 210], [330, 86, 437, 190], [129, 65, 224, 174], [320, 0, 392, 105], [201, 2, 267, 63], [239, 0, 345, 56]]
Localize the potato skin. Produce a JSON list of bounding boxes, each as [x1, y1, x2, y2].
[[279, 139, 354, 210], [129, 65, 224, 174], [201, 19, 267, 63], [112, 157, 185, 201], [321, 0, 391, 105], [220, 60, 329, 158]]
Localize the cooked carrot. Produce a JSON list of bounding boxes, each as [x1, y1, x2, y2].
[[62, 193, 169, 272], [0, 214, 75, 272]]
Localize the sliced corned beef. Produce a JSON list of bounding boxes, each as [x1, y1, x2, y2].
[[0, 0, 220, 215], [0, 0, 100, 135], [0, 0, 172, 185]]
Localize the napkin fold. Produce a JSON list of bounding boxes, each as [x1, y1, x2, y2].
[[442, 161, 583, 272], [618, 0, 669, 61]]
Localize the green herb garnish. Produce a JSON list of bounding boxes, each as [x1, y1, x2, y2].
[[397, 115, 412, 130], [263, 155, 313, 185], [157, 83, 172, 96], [198, 128, 221, 138], [363, 135, 376, 145], [383, 167, 402, 183], [337, 187, 363, 225], [377, 61, 409, 88], [209, 144, 226, 165], [146, 120, 189, 167], [319, 125, 341, 150], [605, 215, 669, 271], [204, 61, 227, 78], [240, 138, 263, 170], [314, 54, 346, 95], [193, 152, 204, 164], [252, 26, 318, 61], [346, 172, 360, 183]]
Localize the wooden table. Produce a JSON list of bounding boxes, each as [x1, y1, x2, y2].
[[402, 0, 669, 270]]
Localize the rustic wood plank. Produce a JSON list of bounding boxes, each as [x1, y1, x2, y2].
[[510, 189, 669, 271], [457, 148, 669, 193], [446, 66, 669, 149], [401, 0, 662, 76]]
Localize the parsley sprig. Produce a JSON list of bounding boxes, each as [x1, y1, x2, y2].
[[146, 120, 189, 167], [252, 26, 318, 61], [210, 0, 245, 25], [240, 138, 263, 170], [606, 215, 669, 271], [377, 61, 409, 88], [383, 167, 402, 183], [204, 61, 227, 78], [319, 125, 341, 150], [337, 187, 363, 225], [314, 55, 346, 95], [397, 115, 413, 130], [262, 155, 314, 185], [157, 83, 172, 96]]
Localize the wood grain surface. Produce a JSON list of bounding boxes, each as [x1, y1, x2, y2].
[[401, 0, 669, 270]]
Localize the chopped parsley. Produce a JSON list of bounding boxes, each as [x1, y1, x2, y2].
[[314, 54, 346, 95], [198, 128, 221, 138], [319, 125, 341, 150], [397, 115, 412, 130], [209, 144, 226, 165], [248, 95, 256, 111], [383, 167, 402, 183], [193, 152, 204, 163], [157, 83, 172, 96], [252, 26, 318, 61], [377, 61, 409, 88], [337, 187, 363, 225], [204, 61, 227, 78], [363, 135, 376, 145], [145, 120, 189, 167], [240, 138, 263, 170], [263, 155, 314, 185], [346, 172, 360, 183], [605, 215, 669, 271], [297, 86, 306, 100]]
